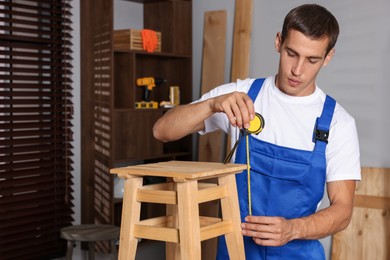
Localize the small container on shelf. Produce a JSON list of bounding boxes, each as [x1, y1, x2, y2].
[[113, 29, 162, 53]]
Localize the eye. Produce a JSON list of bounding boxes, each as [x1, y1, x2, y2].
[[286, 50, 295, 57], [308, 58, 320, 64]]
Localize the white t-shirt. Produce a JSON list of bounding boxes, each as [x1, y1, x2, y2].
[[198, 76, 361, 182]]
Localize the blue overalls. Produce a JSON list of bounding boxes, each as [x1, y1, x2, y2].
[[217, 78, 336, 259]]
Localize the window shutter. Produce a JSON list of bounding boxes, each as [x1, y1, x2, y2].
[[0, 0, 74, 259]]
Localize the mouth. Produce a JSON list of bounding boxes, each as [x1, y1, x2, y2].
[[288, 77, 301, 87]]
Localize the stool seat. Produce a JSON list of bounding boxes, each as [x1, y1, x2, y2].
[[60, 224, 120, 260], [110, 160, 247, 260], [60, 224, 120, 241]]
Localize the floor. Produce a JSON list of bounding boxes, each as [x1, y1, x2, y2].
[[57, 240, 166, 260]]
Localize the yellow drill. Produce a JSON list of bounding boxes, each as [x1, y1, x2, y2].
[[135, 77, 166, 109]]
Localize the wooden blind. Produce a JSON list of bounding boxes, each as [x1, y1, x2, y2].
[[0, 0, 74, 259]]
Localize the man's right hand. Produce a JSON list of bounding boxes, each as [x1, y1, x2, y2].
[[153, 91, 254, 142], [210, 91, 255, 129]]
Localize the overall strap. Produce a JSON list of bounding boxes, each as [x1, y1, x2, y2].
[[247, 78, 266, 102], [313, 95, 336, 152]]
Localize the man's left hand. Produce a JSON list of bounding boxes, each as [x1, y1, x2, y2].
[[241, 215, 300, 246]]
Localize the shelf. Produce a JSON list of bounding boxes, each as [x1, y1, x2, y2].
[[114, 49, 191, 59], [81, 0, 193, 234], [113, 108, 171, 112]]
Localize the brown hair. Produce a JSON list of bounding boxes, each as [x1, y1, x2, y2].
[[281, 4, 339, 55]]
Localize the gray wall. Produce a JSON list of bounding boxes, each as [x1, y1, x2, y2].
[[70, 0, 390, 259], [192, 1, 390, 258], [193, 0, 390, 168]]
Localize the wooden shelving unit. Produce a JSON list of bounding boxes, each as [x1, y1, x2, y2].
[[81, 0, 193, 235]]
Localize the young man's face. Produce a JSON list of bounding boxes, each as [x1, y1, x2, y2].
[[274, 29, 335, 96]]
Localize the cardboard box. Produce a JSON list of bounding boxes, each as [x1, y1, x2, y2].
[[113, 29, 161, 52]]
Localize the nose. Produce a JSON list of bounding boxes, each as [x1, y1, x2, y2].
[[292, 59, 304, 76]]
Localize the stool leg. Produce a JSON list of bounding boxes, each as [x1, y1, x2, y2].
[[118, 177, 143, 260], [88, 242, 95, 260], [166, 203, 179, 260], [218, 174, 245, 259], [176, 180, 201, 260], [65, 240, 74, 260], [110, 239, 118, 260]]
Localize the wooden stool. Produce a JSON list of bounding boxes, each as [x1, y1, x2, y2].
[[60, 224, 120, 260], [110, 160, 246, 260]]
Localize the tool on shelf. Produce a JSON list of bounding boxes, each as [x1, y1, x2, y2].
[[135, 77, 166, 109]]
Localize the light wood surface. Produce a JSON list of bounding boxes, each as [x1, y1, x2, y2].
[[227, 0, 253, 155], [110, 160, 246, 181], [230, 0, 253, 82], [118, 177, 143, 260], [111, 161, 246, 260], [218, 173, 246, 258], [331, 167, 390, 260], [198, 10, 227, 163]]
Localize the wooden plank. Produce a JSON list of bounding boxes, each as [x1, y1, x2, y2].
[[177, 180, 202, 260], [354, 194, 390, 209], [197, 184, 227, 203], [218, 174, 246, 259], [136, 189, 177, 204], [134, 224, 179, 243], [227, 0, 253, 155], [331, 167, 390, 260], [118, 177, 143, 260], [200, 220, 233, 241], [230, 0, 253, 81], [198, 10, 227, 163]]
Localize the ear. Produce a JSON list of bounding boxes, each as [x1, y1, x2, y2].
[[323, 48, 335, 67], [275, 32, 282, 53]]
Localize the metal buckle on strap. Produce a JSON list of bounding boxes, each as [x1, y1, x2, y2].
[[314, 129, 329, 143]]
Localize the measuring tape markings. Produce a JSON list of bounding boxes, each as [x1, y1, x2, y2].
[[223, 113, 265, 215]]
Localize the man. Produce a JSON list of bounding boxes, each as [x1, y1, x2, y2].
[[153, 4, 360, 259]]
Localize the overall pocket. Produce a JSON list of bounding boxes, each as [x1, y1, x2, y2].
[[249, 147, 312, 219]]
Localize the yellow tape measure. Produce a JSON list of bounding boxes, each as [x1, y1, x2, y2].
[[245, 113, 265, 215], [245, 113, 265, 135]]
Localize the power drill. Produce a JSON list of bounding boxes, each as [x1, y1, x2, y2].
[[136, 77, 166, 102]]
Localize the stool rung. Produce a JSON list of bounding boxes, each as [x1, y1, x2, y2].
[[134, 218, 179, 243], [198, 184, 227, 203], [200, 217, 233, 241], [138, 215, 174, 227], [137, 189, 177, 204]]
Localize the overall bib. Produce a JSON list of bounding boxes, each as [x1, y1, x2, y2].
[[217, 78, 336, 259]]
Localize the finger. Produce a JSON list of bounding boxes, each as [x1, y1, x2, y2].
[[213, 93, 241, 127], [245, 215, 278, 225], [238, 94, 255, 128], [219, 92, 244, 128], [230, 101, 243, 128], [253, 237, 283, 247], [242, 222, 274, 234], [242, 226, 283, 244], [232, 92, 254, 128], [222, 105, 237, 127], [244, 95, 255, 121], [235, 95, 251, 129]]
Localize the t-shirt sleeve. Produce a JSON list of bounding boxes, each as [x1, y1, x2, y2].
[[326, 109, 361, 182]]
